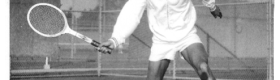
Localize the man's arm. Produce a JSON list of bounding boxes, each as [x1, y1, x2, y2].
[[100, 0, 146, 51], [202, 0, 222, 18]]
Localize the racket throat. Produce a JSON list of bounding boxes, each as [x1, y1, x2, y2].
[[66, 28, 93, 43]]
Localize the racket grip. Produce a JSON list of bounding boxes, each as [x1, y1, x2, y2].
[[91, 40, 112, 54]]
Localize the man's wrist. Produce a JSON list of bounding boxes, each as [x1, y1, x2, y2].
[[109, 37, 118, 48], [210, 5, 216, 11]]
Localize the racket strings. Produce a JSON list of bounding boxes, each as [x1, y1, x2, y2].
[[29, 5, 65, 35]]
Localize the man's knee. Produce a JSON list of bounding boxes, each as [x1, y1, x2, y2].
[[190, 60, 208, 71], [199, 62, 208, 71], [190, 54, 209, 69]]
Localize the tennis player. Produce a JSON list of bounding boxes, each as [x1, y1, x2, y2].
[[100, 0, 222, 80]]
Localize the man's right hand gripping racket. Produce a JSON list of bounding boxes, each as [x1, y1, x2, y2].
[[27, 3, 112, 54]]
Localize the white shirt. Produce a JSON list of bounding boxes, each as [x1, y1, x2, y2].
[[111, 0, 215, 46]]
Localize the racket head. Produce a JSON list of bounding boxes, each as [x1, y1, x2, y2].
[[27, 3, 68, 37]]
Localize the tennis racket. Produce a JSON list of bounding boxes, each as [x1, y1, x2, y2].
[[27, 3, 111, 54]]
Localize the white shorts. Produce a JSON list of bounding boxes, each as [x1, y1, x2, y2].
[[149, 33, 202, 61]]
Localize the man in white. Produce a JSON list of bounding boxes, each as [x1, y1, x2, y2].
[[100, 0, 222, 80]]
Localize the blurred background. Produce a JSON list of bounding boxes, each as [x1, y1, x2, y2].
[[10, 0, 274, 80]]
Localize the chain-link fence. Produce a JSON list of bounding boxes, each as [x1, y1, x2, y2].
[[10, 0, 273, 80]]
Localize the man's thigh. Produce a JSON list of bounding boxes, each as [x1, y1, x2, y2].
[[181, 43, 209, 64]]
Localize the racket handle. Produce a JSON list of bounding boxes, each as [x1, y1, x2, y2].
[[90, 40, 100, 47], [91, 40, 112, 54]]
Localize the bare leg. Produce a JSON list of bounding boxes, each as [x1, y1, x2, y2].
[[146, 59, 170, 80], [181, 43, 216, 80]]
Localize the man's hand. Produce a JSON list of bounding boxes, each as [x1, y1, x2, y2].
[[99, 40, 115, 54], [210, 5, 222, 18]]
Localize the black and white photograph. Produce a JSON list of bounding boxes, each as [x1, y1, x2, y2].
[[9, 0, 274, 80]]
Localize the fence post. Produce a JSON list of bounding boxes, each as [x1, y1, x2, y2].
[[207, 34, 210, 53], [267, 0, 273, 80], [71, 13, 76, 59], [97, 0, 103, 77], [173, 58, 176, 79]]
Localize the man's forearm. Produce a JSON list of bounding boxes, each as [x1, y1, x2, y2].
[[111, 0, 146, 48]]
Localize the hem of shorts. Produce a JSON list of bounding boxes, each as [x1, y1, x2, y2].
[[149, 42, 202, 61], [178, 41, 202, 52]]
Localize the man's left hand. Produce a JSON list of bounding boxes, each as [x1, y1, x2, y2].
[[210, 5, 222, 19]]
